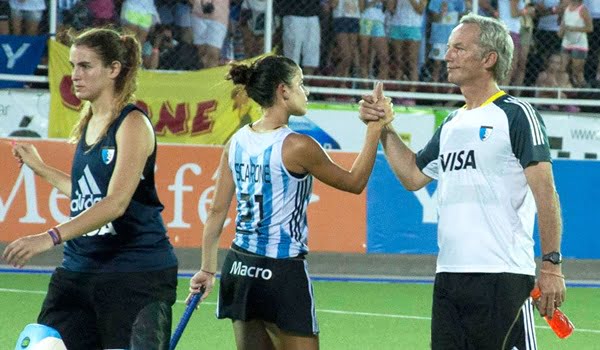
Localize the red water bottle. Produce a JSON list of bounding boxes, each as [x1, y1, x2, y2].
[[530, 287, 575, 339]]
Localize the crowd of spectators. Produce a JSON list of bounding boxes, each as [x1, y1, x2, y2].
[[4, 0, 600, 108]]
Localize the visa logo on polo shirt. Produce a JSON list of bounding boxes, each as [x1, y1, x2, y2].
[[440, 150, 477, 172]]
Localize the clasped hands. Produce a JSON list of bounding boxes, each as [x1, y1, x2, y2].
[[359, 82, 395, 126]]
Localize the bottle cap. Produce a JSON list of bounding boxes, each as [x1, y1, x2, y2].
[[530, 287, 541, 299]]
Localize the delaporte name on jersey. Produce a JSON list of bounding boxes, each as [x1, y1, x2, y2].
[[229, 260, 273, 280], [234, 162, 271, 184], [440, 150, 477, 172]]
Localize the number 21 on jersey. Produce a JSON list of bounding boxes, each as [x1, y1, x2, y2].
[[239, 192, 264, 224]]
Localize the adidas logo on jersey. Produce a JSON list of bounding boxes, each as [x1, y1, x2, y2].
[[229, 260, 273, 280], [440, 150, 477, 172], [70, 165, 104, 212]]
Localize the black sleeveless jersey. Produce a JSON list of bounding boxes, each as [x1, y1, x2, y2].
[[63, 104, 177, 272]]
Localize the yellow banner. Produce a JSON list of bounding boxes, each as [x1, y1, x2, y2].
[[48, 40, 262, 144]]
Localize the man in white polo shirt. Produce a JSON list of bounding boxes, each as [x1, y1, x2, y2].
[[359, 13, 566, 350]]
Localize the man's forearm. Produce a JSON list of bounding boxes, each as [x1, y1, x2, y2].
[[380, 125, 423, 191], [538, 191, 563, 255]]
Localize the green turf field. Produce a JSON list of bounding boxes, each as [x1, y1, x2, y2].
[[1, 273, 599, 349]]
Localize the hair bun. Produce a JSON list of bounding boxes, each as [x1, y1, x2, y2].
[[228, 64, 253, 85]]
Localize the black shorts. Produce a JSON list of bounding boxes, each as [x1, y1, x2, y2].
[[38, 266, 177, 350], [431, 272, 536, 350], [333, 18, 359, 34], [217, 247, 319, 335]]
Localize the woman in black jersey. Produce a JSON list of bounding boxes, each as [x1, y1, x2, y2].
[[3, 28, 177, 349]]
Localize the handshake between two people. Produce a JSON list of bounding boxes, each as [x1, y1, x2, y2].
[[359, 82, 395, 128]]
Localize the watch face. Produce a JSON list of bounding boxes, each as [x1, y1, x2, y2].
[[543, 252, 562, 264]]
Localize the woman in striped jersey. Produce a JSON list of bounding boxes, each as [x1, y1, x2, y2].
[[188, 55, 393, 349]]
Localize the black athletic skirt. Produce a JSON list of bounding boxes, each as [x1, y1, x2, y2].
[[217, 246, 319, 335]]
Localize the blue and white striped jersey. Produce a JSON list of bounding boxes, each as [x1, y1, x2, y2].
[[228, 125, 313, 258]]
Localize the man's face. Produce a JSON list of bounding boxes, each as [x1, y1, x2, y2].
[[444, 23, 489, 86]]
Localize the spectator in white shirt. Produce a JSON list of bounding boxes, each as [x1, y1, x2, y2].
[[9, 0, 45, 35]]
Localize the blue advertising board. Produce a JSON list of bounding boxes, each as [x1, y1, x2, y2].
[[366, 155, 600, 259], [0, 35, 47, 88], [366, 154, 438, 254], [289, 116, 341, 150], [548, 160, 600, 259]]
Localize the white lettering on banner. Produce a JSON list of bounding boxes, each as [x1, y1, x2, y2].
[[542, 115, 600, 158], [413, 188, 438, 224], [2, 43, 30, 69], [570, 128, 600, 141], [230, 260, 273, 280], [167, 163, 201, 228], [49, 188, 69, 223], [197, 168, 232, 228], [0, 166, 45, 223]]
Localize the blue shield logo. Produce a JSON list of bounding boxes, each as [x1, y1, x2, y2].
[[479, 126, 493, 141], [101, 147, 115, 165]]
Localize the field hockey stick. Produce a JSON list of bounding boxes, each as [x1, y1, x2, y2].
[[169, 292, 203, 350]]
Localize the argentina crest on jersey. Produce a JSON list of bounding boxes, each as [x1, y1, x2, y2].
[[479, 126, 493, 141], [101, 147, 115, 164]]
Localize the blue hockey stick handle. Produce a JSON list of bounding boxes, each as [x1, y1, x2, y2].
[[169, 292, 203, 350]]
